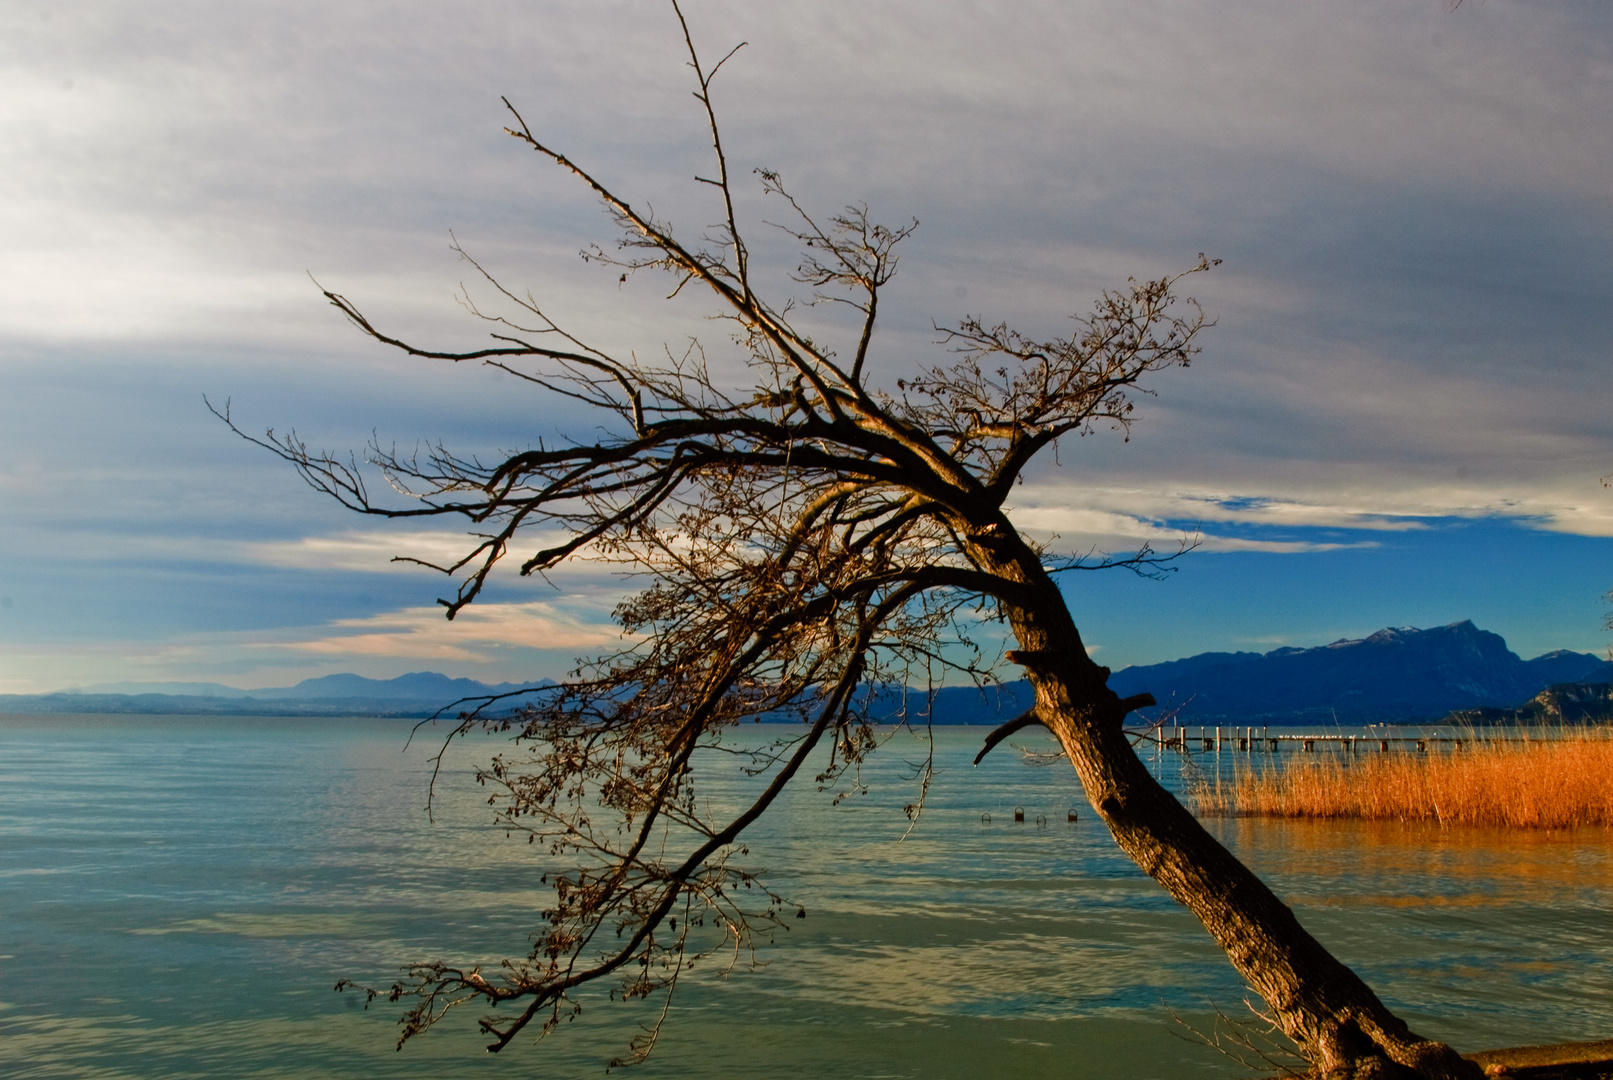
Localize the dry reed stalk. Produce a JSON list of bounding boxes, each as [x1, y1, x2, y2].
[[1191, 730, 1613, 828]]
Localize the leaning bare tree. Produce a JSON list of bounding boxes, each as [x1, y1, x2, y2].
[[236, 8, 1480, 1078]]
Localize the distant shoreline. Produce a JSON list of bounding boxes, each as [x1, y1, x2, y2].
[[7, 620, 1608, 726], [0, 701, 451, 719]]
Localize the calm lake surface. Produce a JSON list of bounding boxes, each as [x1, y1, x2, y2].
[[4, 714, 1612, 1079]]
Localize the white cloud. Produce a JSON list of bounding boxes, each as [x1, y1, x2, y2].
[[239, 530, 549, 574], [1009, 481, 1613, 543], [1005, 495, 1383, 556], [283, 602, 622, 661]]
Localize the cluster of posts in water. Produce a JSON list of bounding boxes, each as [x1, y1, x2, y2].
[[981, 807, 1081, 826], [1136, 725, 1536, 754]]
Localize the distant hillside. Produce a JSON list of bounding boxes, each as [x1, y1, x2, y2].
[[78, 671, 544, 700], [1105, 621, 1611, 725], [0, 672, 555, 718], [5, 624, 1606, 724], [1450, 682, 1613, 726], [708, 622, 1611, 727]]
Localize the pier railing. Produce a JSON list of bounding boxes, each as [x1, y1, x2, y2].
[[1124, 726, 1605, 754]]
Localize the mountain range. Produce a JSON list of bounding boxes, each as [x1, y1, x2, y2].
[[0, 672, 555, 718], [2, 621, 1606, 723], [1104, 620, 1610, 725], [76, 672, 546, 701]]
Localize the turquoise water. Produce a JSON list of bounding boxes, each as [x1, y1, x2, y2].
[[3, 715, 1611, 1079]]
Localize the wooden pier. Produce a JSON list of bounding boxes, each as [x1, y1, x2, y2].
[[1127, 726, 1577, 754]]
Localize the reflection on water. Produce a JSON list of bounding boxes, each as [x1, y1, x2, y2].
[[1215, 815, 1613, 899], [3, 716, 1610, 1079]]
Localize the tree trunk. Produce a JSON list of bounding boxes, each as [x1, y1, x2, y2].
[[975, 529, 1480, 1079]]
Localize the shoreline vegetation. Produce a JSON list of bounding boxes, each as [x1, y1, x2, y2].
[[1190, 728, 1613, 829]]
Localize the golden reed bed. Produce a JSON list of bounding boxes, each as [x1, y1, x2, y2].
[[1190, 731, 1613, 828]]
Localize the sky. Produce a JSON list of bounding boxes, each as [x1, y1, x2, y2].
[[2, 0, 1611, 694]]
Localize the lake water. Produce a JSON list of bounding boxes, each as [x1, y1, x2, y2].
[[4, 714, 1612, 1079]]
